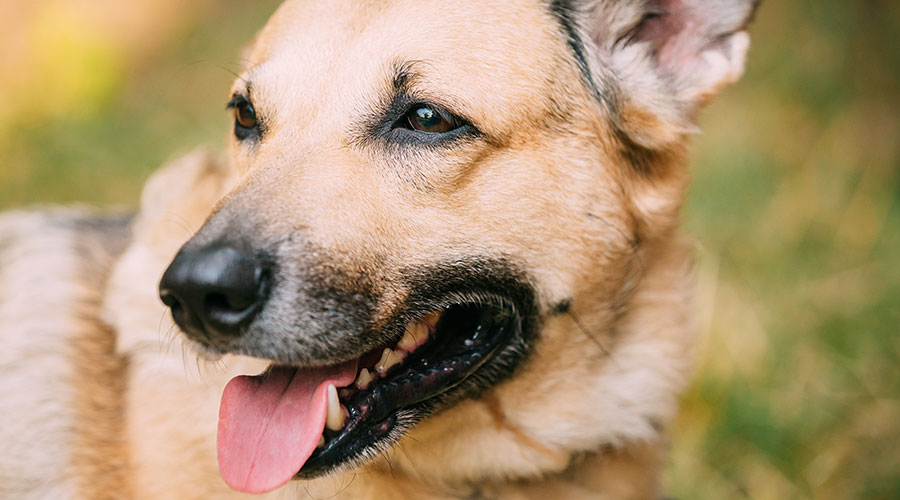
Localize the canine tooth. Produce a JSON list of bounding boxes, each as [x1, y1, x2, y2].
[[317, 435, 325, 448], [423, 311, 442, 330], [397, 321, 427, 351], [325, 384, 345, 431], [355, 368, 375, 390], [375, 348, 404, 375]]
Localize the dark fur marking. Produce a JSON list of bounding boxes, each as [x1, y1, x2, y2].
[[392, 62, 416, 93], [548, 1, 599, 101], [545, 2, 673, 174], [616, 128, 669, 176], [547, 0, 670, 174], [395, 257, 541, 414], [550, 0, 672, 179], [547, 0, 621, 121], [367, 61, 426, 140], [53, 212, 135, 262], [399, 257, 538, 338], [551, 299, 572, 314], [465, 489, 497, 500]]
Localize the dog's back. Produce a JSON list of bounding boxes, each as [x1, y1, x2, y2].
[[0, 210, 131, 499]]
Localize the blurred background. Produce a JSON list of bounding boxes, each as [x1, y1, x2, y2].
[[0, 1, 897, 498]]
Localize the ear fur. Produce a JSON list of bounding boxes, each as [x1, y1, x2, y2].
[[575, 0, 759, 148]]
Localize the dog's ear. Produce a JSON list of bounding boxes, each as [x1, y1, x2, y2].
[[572, 0, 759, 147]]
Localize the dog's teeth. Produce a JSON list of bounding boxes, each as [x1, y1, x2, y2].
[[375, 348, 403, 375], [423, 311, 442, 331], [317, 435, 326, 448], [355, 368, 375, 390], [397, 321, 427, 351], [325, 384, 345, 431]]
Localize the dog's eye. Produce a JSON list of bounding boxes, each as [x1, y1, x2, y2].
[[227, 95, 259, 140], [404, 105, 459, 134], [235, 101, 257, 129]]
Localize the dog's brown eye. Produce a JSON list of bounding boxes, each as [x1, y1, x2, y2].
[[406, 105, 455, 133], [234, 100, 257, 130], [227, 95, 260, 140]]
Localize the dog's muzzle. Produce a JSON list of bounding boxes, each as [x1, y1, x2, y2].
[[159, 242, 271, 342]]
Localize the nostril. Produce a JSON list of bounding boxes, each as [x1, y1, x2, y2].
[[160, 290, 189, 329], [202, 267, 270, 336], [169, 299, 186, 326], [159, 289, 178, 308], [205, 292, 253, 315]]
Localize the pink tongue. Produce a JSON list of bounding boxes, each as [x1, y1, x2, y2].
[[217, 361, 357, 494]]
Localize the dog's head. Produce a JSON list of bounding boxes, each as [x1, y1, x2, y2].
[[158, 0, 756, 493]]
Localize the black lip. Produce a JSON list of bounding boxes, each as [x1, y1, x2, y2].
[[296, 301, 526, 478]]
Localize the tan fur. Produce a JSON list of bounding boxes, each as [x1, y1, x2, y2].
[[0, 0, 754, 498]]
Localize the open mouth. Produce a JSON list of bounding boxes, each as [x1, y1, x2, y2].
[[216, 300, 525, 494]]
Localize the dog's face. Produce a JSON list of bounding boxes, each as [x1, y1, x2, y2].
[[158, 0, 755, 493]]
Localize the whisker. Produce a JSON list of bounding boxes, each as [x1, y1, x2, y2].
[[567, 309, 611, 357]]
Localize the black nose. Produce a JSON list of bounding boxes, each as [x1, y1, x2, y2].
[[159, 243, 269, 341]]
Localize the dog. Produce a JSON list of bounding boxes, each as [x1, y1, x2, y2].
[[0, 0, 757, 498]]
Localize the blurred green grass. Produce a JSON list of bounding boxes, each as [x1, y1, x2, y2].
[[668, 2, 900, 498], [1, 1, 897, 499], [0, 0, 283, 208]]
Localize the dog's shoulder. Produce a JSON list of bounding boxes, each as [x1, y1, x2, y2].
[[0, 149, 235, 499], [0, 208, 131, 499]]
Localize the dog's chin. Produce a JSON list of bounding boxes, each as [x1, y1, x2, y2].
[[297, 300, 528, 478]]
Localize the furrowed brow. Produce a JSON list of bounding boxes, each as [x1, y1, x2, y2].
[[390, 60, 425, 95], [350, 61, 426, 143]]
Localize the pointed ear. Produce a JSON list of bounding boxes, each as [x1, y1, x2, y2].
[[577, 0, 759, 147]]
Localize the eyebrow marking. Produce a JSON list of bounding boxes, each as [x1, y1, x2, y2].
[[360, 61, 424, 138], [357, 60, 430, 139], [392, 62, 415, 92], [227, 78, 254, 104], [389, 60, 427, 96]]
